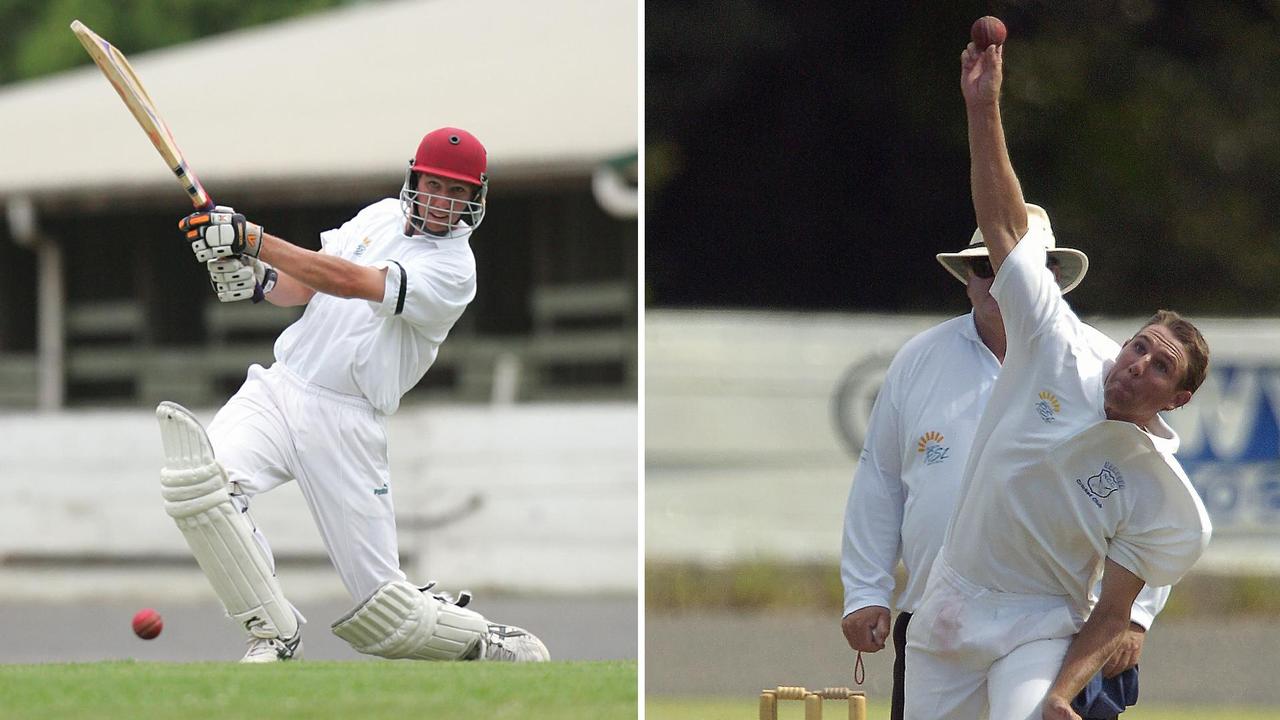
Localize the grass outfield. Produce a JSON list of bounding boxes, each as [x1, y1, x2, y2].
[[645, 697, 1279, 720], [0, 660, 636, 720]]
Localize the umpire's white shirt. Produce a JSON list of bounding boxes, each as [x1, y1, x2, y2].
[[273, 199, 476, 414], [841, 311, 1170, 626], [943, 231, 1211, 621], [842, 314, 999, 616]]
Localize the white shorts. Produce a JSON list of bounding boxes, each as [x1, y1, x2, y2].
[[904, 555, 1080, 720], [208, 362, 405, 601]]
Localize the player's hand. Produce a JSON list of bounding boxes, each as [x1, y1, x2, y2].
[[960, 42, 1002, 107], [841, 606, 890, 653], [180, 205, 264, 262], [1041, 694, 1080, 720], [1101, 622, 1145, 678], [207, 256, 277, 303]]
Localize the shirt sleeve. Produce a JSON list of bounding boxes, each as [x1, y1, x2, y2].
[[319, 218, 359, 257], [841, 358, 906, 617], [1108, 462, 1212, 588], [1130, 583, 1170, 630], [988, 227, 1065, 349], [367, 250, 476, 327]]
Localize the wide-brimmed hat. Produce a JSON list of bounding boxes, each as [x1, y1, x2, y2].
[[935, 203, 1089, 293]]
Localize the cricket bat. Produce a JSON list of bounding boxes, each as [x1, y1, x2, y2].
[[70, 19, 213, 211]]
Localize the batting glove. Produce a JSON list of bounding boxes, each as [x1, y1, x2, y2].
[[179, 205, 264, 262], [206, 256, 278, 303]]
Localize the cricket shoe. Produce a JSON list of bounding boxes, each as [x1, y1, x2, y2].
[[240, 621, 302, 663], [476, 623, 550, 662]]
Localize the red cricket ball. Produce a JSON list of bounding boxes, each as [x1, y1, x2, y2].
[[132, 608, 163, 640], [971, 16, 1008, 49]]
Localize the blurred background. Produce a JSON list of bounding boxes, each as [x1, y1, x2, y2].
[[0, 0, 637, 662], [646, 1, 1280, 715]]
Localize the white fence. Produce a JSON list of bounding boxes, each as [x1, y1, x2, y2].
[[0, 402, 637, 600], [647, 309, 1280, 574]]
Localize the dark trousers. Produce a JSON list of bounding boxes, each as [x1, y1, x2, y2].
[[890, 611, 1121, 720], [890, 612, 910, 720]]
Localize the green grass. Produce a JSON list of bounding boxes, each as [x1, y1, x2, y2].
[[0, 660, 637, 720], [645, 697, 1279, 720]]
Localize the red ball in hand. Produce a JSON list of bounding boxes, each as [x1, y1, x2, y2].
[[132, 608, 163, 640], [971, 16, 1007, 49]]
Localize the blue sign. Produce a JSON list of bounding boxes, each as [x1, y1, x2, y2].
[[1172, 364, 1280, 533]]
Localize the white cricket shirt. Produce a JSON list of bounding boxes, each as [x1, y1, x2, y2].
[[841, 312, 1169, 626], [842, 314, 1000, 616], [943, 232, 1211, 620], [273, 199, 476, 415]]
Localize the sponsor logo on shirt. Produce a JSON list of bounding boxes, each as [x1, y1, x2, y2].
[[1075, 461, 1124, 508], [353, 236, 373, 258], [1036, 390, 1061, 423], [916, 431, 950, 466], [374, 483, 389, 496]]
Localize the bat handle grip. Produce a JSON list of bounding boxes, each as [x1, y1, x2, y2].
[[186, 171, 213, 210]]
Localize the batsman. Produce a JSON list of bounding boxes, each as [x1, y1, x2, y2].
[[157, 128, 550, 663]]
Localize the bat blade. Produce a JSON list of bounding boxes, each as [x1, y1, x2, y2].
[[70, 19, 213, 210]]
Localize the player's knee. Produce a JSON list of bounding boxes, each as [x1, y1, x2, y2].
[[158, 402, 232, 519]]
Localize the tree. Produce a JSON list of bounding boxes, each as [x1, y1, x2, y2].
[[646, 0, 1280, 315], [0, 0, 350, 86]]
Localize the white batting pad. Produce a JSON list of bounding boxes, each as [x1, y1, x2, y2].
[[156, 401, 299, 640], [331, 580, 488, 661]]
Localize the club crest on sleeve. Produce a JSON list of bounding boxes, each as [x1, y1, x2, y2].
[[353, 236, 373, 258], [1036, 390, 1061, 423], [1075, 461, 1124, 508], [916, 431, 951, 466]]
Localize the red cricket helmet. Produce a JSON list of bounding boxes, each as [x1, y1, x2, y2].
[[400, 127, 489, 235], [411, 127, 487, 186]]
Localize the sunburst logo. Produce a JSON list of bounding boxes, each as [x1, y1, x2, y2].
[[916, 431, 950, 465], [917, 431, 944, 452], [1036, 391, 1061, 423]]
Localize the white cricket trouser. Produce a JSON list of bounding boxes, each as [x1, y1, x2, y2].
[[904, 555, 1080, 720], [208, 362, 405, 602]]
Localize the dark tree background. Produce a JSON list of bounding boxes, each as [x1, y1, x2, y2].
[[647, 1, 1280, 317]]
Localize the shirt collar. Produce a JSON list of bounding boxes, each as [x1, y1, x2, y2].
[[962, 310, 1003, 364], [962, 310, 983, 342], [403, 225, 473, 246], [1145, 413, 1181, 454]]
